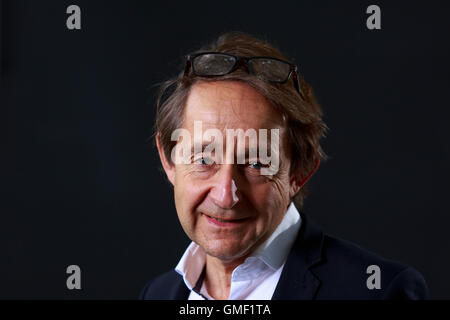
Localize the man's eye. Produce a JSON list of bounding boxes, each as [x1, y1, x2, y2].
[[194, 157, 214, 165], [248, 161, 263, 170]]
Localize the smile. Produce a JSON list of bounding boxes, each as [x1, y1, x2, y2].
[[203, 213, 249, 227]]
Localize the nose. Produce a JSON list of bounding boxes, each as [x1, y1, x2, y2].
[[209, 164, 240, 209]]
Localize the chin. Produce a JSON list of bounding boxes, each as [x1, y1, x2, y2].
[[201, 239, 252, 262]]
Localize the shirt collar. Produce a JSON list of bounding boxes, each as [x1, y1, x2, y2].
[[250, 201, 301, 270], [174, 241, 206, 290], [175, 202, 302, 289]]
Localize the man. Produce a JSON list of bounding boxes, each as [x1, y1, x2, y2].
[[140, 31, 429, 300]]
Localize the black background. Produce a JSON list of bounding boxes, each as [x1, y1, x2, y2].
[[1, 0, 449, 299]]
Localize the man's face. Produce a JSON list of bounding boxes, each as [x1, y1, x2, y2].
[[160, 81, 298, 262]]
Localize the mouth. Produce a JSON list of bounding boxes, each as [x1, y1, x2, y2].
[[202, 213, 250, 227]]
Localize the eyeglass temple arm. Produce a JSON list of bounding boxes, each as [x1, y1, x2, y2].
[[292, 70, 305, 100], [184, 58, 192, 77]]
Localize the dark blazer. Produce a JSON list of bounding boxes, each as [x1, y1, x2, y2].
[[140, 212, 429, 300]]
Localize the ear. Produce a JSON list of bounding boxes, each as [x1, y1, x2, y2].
[[156, 133, 175, 185], [289, 159, 320, 198]]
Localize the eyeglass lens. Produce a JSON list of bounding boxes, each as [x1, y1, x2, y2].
[[193, 54, 236, 76], [248, 58, 291, 82]]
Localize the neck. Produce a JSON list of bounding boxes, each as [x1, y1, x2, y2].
[[203, 254, 249, 300]]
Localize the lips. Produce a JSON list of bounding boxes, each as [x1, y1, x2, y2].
[[203, 213, 249, 227], [210, 217, 229, 223]]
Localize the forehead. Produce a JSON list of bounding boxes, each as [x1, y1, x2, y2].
[[183, 81, 285, 131]]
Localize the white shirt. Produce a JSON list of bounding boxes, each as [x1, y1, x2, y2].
[[174, 202, 302, 300]]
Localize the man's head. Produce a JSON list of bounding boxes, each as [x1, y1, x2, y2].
[[154, 31, 327, 261]]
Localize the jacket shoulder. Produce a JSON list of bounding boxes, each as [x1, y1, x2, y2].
[[140, 270, 187, 300], [313, 234, 429, 299]]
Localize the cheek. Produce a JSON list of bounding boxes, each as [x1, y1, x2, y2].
[[245, 176, 291, 210], [241, 182, 289, 234], [173, 169, 209, 221]]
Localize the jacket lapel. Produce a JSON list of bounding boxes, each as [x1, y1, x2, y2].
[[271, 211, 325, 300]]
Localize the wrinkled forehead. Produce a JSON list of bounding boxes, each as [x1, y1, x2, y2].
[[182, 81, 285, 132]]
